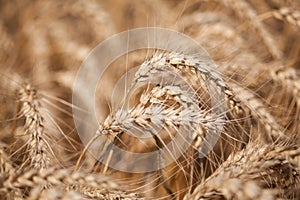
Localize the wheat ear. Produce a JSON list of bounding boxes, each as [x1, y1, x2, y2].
[[3, 167, 119, 195], [270, 67, 300, 136], [185, 142, 300, 199], [27, 187, 83, 200], [17, 84, 51, 170], [273, 7, 300, 29], [230, 83, 287, 141]]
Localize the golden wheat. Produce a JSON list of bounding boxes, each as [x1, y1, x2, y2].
[[0, 0, 300, 199]]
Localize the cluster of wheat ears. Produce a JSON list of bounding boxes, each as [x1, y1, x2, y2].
[[0, 0, 300, 199]]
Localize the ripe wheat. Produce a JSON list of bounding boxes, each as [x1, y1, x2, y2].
[[0, 0, 300, 200]]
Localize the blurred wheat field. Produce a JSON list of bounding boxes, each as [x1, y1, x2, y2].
[[0, 0, 300, 199]]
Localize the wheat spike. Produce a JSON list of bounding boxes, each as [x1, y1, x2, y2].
[[230, 83, 287, 141], [28, 184, 140, 200], [185, 142, 300, 199], [92, 51, 249, 198], [134, 52, 246, 119], [3, 167, 120, 197], [270, 67, 300, 136], [20, 168, 139, 200], [185, 178, 276, 200], [67, 184, 141, 200], [273, 7, 300, 28], [27, 187, 83, 200], [17, 84, 52, 170]]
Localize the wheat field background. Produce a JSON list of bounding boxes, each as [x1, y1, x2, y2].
[[0, 0, 300, 199]]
